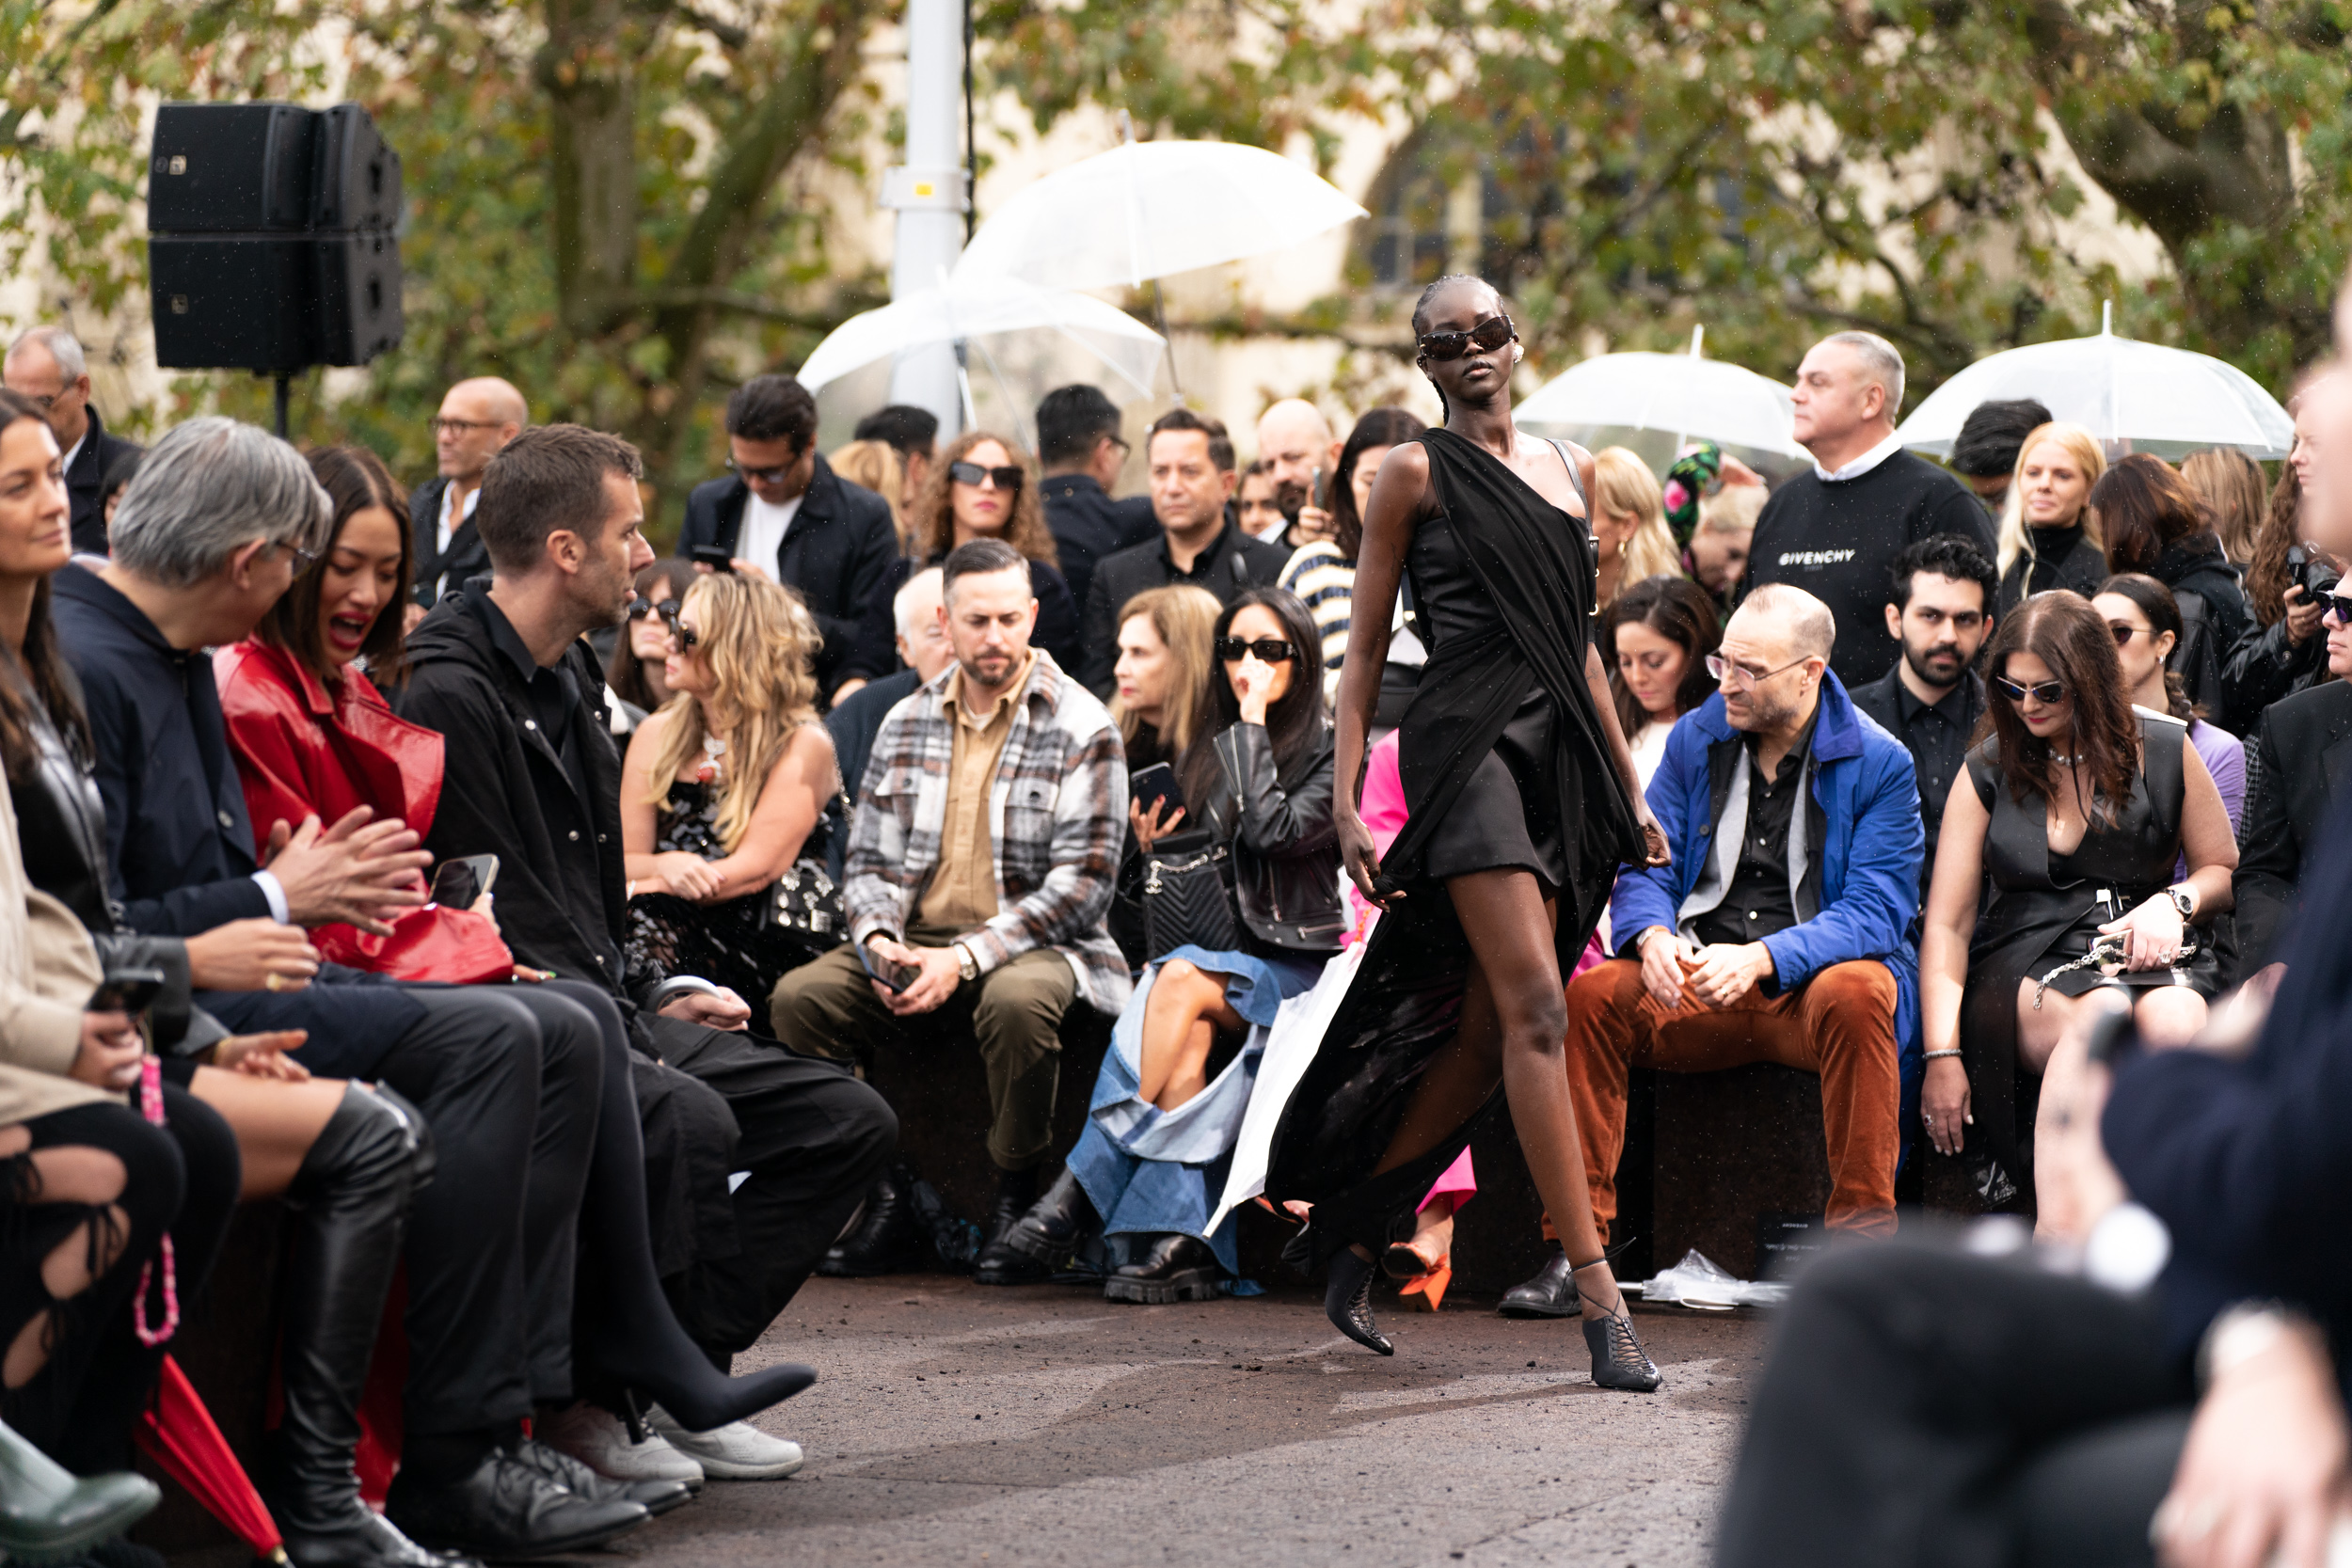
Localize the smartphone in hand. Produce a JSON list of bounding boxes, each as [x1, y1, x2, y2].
[[429, 854, 500, 910], [87, 968, 166, 1018], [1131, 762, 1185, 822], [857, 939, 922, 993]]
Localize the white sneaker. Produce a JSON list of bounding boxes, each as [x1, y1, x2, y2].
[[539, 1401, 706, 1488], [647, 1406, 804, 1480]]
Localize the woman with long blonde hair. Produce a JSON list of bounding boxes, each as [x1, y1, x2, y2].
[[622, 570, 845, 1002], [1993, 421, 2107, 611], [1588, 448, 1682, 613], [838, 429, 1085, 683]]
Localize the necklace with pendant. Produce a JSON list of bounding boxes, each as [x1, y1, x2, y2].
[[696, 732, 726, 784]]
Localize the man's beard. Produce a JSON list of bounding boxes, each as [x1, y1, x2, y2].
[[1272, 477, 1310, 527], [1903, 639, 1965, 689], [1735, 688, 1800, 734]]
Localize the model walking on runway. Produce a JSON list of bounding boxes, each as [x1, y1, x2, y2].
[[1263, 275, 1672, 1390]]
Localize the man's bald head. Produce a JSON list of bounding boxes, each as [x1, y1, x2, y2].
[[1255, 398, 1338, 495], [1717, 584, 1835, 736], [437, 376, 528, 487], [1732, 583, 1836, 661]]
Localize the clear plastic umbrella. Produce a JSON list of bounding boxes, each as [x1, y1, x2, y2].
[[951, 138, 1368, 293], [1514, 327, 1806, 459], [796, 275, 1167, 452], [1897, 304, 2294, 460]]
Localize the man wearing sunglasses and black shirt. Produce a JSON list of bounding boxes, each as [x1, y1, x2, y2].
[[1077, 407, 1289, 696], [679, 374, 899, 696]]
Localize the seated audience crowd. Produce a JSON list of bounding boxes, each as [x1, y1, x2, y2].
[[6, 295, 2351, 1568]]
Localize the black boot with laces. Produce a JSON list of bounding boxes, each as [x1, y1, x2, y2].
[[1574, 1258, 1662, 1393]]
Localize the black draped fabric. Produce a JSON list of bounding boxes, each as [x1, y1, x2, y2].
[[1265, 429, 1645, 1254]]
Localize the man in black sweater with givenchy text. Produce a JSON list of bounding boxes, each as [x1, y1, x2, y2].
[[1745, 332, 1995, 690]]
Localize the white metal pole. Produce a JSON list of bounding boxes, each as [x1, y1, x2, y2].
[[881, 0, 968, 436]]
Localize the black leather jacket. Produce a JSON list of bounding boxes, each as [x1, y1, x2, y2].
[[1190, 721, 1344, 954]]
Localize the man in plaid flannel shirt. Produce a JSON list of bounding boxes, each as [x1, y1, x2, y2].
[[771, 539, 1131, 1284]]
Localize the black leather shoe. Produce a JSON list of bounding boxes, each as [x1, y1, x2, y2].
[[384, 1449, 648, 1560], [984, 1165, 1041, 1249], [819, 1165, 930, 1276], [999, 1167, 1099, 1267], [276, 1505, 480, 1568], [1497, 1249, 1581, 1318], [509, 1438, 691, 1519], [1104, 1233, 1224, 1305], [973, 1237, 1053, 1286], [1324, 1246, 1392, 1356]]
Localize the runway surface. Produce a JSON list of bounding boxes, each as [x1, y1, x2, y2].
[[611, 1274, 1767, 1567]]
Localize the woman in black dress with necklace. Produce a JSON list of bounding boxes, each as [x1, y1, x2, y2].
[[1264, 275, 1671, 1391]]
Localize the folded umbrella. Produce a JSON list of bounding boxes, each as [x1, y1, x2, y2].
[[135, 1355, 287, 1565]]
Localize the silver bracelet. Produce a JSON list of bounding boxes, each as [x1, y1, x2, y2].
[[1923, 1049, 1963, 1060]]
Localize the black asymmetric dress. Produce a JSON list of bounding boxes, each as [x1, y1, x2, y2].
[[1265, 429, 1645, 1256]]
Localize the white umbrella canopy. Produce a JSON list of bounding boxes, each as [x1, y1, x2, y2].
[[1897, 309, 2294, 460], [796, 275, 1168, 451], [951, 139, 1369, 292], [1515, 344, 1806, 459]]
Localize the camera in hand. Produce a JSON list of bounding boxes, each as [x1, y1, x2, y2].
[[2289, 544, 2342, 600]]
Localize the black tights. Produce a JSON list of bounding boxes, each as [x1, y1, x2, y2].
[[0, 1089, 239, 1474]]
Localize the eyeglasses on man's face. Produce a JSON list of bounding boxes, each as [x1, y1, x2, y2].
[[1705, 652, 1808, 691], [429, 416, 504, 438], [727, 455, 802, 485]]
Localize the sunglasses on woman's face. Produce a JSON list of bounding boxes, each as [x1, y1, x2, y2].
[[1416, 312, 1517, 363], [658, 601, 697, 651], [1216, 636, 1296, 664], [949, 461, 1025, 493], [1993, 674, 2066, 705], [2107, 622, 2143, 646], [626, 598, 666, 621]]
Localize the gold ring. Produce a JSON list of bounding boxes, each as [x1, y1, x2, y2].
[[264, 972, 285, 992]]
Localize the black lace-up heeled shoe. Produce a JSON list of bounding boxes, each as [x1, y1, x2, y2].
[[1573, 1259, 1662, 1392], [1324, 1246, 1393, 1355]]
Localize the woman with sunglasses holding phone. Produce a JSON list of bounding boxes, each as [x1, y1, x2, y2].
[[1000, 589, 1344, 1303], [1916, 591, 2236, 1231], [1262, 275, 1669, 1389], [839, 432, 1084, 686]]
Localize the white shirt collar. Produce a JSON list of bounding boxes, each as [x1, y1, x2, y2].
[[59, 431, 85, 476], [436, 481, 480, 554], [1812, 429, 1905, 484]]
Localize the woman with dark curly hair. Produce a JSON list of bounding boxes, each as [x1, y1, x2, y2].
[[839, 431, 1083, 684], [1916, 591, 2236, 1225]]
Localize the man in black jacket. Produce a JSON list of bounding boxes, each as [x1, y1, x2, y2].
[[677, 375, 898, 696], [409, 376, 526, 611], [1747, 332, 1995, 689], [1036, 384, 1157, 619], [1077, 408, 1288, 695], [2233, 608, 2352, 971], [400, 423, 895, 1478], [55, 417, 650, 1560], [4, 326, 140, 556]]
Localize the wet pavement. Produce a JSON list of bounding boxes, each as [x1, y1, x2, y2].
[[611, 1275, 1766, 1568]]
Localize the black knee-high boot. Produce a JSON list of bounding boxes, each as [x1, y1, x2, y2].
[[263, 1085, 457, 1568]]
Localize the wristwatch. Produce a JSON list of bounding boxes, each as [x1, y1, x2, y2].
[[953, 942, 978, 983], [2167, 884, 2197, 919]]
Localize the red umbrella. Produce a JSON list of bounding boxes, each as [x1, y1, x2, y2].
[[135, 1355, 287, 1565]]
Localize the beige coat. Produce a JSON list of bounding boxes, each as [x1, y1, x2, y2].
[[0, 782, 116, 1127]]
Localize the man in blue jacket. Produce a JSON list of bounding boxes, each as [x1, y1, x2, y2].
[[1511, 584, 1920, 1311]]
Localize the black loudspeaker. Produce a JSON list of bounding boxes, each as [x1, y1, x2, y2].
[[148, 101, 403, 372]]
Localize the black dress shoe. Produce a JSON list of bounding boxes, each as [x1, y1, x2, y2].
[[819, 1165, 930, 1276], [509, 1438, 692, 1519], [1497, 1249, 1581, 1319], [984, 1165, 1041, 1248], [1104, 1233, 1224, 1305], [999, 1167, 1099, 1267], [973, 1237, 1053, 1286], [384, 1449, 648, 1560]]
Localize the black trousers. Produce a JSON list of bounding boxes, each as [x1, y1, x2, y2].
[[370, 987, 596, 1436], [0, 1089, 240, 1475], [1715, 1242, 2194, 1568], [644, 1019, 896, 1360]]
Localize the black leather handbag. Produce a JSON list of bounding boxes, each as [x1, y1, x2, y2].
[[1139, 830, 1237, 961]]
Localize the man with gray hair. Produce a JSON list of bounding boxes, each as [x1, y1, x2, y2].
[[1500, 582, 1925, 1314], [52, 417, 660, 1560], [3, 325, 140, 554], [1745, 330, 1993, 689]]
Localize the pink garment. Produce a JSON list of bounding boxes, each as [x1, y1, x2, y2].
[[1350, 733, 1476, 1215]]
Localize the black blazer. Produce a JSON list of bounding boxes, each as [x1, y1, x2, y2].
[[64, 405, 140, 557], [1077, 521, 1292, 695], [2233, 679, 2352, 967], [677, 455, 899, 693], [408, 476, 491, 610]]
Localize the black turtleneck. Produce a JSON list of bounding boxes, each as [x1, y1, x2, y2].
[[1997, 521, 2107, 613]]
